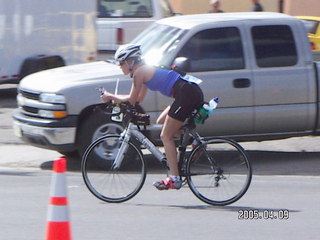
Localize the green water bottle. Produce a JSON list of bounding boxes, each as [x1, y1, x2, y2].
[[194, 106, 208, 124]]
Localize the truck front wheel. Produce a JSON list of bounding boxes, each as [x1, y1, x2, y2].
[[77, 108, 124, 167]]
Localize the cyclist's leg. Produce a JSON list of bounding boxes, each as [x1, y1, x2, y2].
[[157, 106, 181, 138], [161, 115, 184, 177], [154, 81, 203, 190], [153, 116, 184, 190], [156, 106, 170, 124]]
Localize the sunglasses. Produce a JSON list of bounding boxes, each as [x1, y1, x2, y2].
[[119, 61, 125, 66]]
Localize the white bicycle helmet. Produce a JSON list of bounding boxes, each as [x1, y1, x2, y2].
[[114, 44, 142, 62]]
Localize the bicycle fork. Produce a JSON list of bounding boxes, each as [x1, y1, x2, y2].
[[112, 128, 131, 170]]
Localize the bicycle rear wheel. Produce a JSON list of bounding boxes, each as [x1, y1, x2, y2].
[[186, 137, 252, 206], [82, 135, 146, 203]]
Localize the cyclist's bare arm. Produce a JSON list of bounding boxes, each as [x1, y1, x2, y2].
[[101, 85, 147, 104], [101, 66, 150, 104]]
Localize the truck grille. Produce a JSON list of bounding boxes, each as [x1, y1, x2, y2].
[[22, 106, 38, 114], [19, 89, 40, 100], [17, 88, 66, 118]]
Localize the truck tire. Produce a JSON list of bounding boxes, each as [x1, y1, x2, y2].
[[19, 55, 65, 80], [78, 104, 146, 168], [77, 108, 125, 168]]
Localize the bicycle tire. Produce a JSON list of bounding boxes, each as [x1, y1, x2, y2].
[[81, 134, 146, 203], [186, 137, 252, 206]]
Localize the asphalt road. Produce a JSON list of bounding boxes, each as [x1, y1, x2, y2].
[[1, 83, 320, 240], [1, 169, 319, 240]]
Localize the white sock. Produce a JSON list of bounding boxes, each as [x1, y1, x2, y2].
[[170, 176, 181, 182]]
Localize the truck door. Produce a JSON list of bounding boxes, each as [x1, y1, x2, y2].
[[246, 23, 317, 134], [171, 26, 255, 137]]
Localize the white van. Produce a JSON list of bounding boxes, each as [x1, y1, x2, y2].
[[97, 0, 175, 52], [0, 0, 97, 84]]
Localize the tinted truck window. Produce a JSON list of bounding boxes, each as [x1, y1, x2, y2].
[[252, 25, 298, 67], [98, 0, 153, 18], [177, 27, 244, 72]]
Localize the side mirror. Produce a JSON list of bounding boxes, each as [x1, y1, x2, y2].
[[171, 57, 190, 75]]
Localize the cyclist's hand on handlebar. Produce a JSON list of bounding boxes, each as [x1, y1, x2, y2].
[[101, 90, 114, 103], [101, 91, 125, 104]]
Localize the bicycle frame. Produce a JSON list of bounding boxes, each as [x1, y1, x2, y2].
[[112, 119, 208, 172], [112, 122, 166, 169]]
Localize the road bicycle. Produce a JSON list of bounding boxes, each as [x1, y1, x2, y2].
[[81, 101, 252, 206]]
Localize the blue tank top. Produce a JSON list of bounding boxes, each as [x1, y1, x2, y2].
[[144, 68, 180, 97]]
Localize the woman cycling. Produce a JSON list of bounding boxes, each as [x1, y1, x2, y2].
[[101, 44, 204, 190]]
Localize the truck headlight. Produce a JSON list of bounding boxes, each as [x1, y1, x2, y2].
[[39, 93, 66, 104], [38, 110, 67, 119]]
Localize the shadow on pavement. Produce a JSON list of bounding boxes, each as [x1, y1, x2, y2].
[[247, 150, 320, 176], [40, 150, 320, 176], [0, 86, 18, 108], [131, 202, 300, 214], [40, 153, 165, 172]]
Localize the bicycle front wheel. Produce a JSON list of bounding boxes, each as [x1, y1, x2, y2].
[[82, 135, 146, 203], [186, 137, 252, 206]]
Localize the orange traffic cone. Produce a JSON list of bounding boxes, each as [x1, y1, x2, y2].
[[45, 157, 72, 240]]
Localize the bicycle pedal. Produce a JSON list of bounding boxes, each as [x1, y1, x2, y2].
[[181, 178, 187, 186]]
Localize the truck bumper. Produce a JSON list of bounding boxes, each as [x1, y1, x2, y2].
[[12, 109, 77, 152]]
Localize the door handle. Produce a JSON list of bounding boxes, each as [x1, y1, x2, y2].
[[233, 78, 251, 88]]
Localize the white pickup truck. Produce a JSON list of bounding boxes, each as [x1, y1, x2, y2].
[[97, 0, 176, 52], [13, 13, 320, 163]]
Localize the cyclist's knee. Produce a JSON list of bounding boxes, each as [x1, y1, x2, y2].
[[160, 131, 173, 143], [160, 132, 168, 142], [156, 117, 164, 124], [157, 106, 170, 124]]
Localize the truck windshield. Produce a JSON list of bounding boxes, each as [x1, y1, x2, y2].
[[98, 0, 153, 18], [131, 24, 187, 66]]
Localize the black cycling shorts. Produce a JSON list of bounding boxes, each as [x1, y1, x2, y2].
[[168, 79, 204, 122]]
